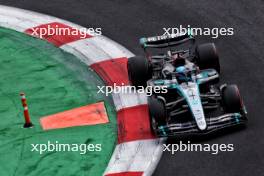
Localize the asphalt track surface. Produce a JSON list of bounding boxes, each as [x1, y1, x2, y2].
[[0, 0, 263, 176]]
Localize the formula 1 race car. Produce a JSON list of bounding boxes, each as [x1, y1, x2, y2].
[[127, 34, 247, 137]]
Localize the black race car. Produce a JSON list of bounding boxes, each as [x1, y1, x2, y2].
[[127, 34, 247, 137]]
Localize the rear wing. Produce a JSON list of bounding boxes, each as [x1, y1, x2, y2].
[[139, 33, 194, 48]]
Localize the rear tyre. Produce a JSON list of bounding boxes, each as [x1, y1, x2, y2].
[[148, 97, 167, 132], [222, 85, 243, 113], [127, 56, 151, 87], [196, 43, 220, 73]]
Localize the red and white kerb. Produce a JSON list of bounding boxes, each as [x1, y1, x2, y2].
[[0, 5, 165, 175]]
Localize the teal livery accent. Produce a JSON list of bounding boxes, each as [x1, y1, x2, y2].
[[139, 37, 147, 47], [234, 113, 241, 123], [187, 28, 193, 37], [176, 66, 186, 73], [154, 80, 165, 85], [159, 126, 167, 135], [196, 69, 216, 84]]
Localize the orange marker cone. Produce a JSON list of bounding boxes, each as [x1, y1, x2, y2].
[[20, 92, 33, 128]]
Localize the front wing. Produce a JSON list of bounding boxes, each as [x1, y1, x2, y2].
[[155, 113, 247, 137]]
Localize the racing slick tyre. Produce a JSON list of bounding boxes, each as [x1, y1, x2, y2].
[[148, 97, 167, 133], [127, 56, 151, 87], [196, 43, 220, 73], [222, 85, 243, 113]]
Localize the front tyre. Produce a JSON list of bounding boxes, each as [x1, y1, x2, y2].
[[196, 43, 220, 73], [222, 85, 243, 113], [148, 97, 167, 134], [127, 56, 151, 87]]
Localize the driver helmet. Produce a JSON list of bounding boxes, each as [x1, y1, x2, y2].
[[176, 66, 188, 81], [176, 66, 186, 74]]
